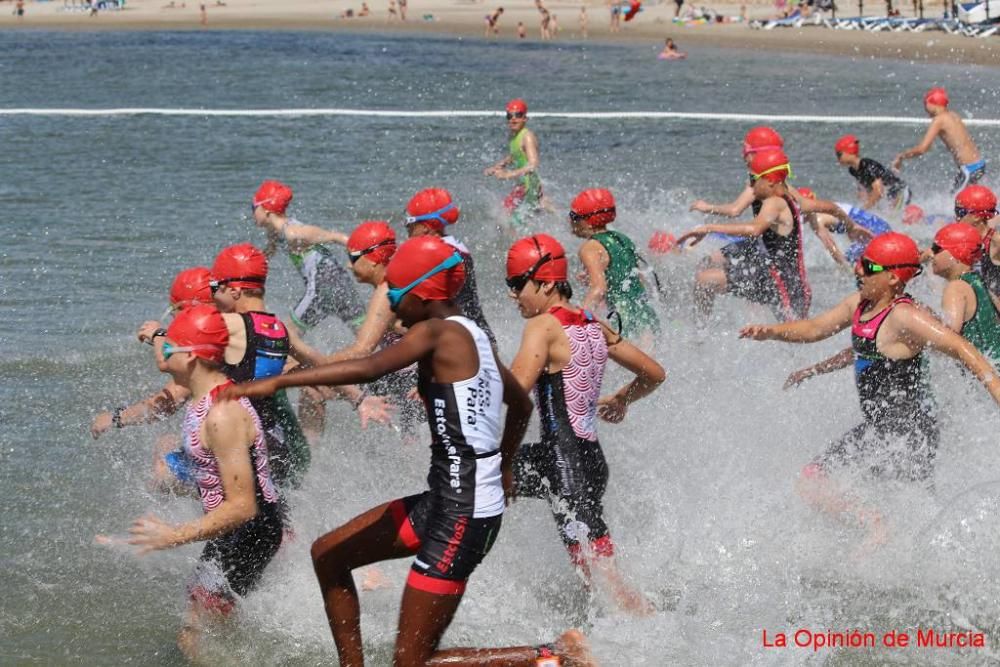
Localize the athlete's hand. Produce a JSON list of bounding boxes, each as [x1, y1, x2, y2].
[[739, 324, 773, 340], [676, 228, 708, 249], [91, 412, 113, 439], [783, 368, 815, 390], [597, 394, 628, 423], [218, 378, 281, 402], [137, 321, 162, 344], [128, 514, 179, 554], [502, 463, 517, 505], [483, 166, 499, 177], [689, 200, 713, 214], [891, 155, 904, 172], [358, 395, 395, 429]]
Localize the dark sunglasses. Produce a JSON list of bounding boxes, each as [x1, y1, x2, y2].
[[860, 257, 923, 278], [505, 237, 564, 293], [506, 111, 526, 120], [348, 239, 394, 265], [568, 207, 615, 224]]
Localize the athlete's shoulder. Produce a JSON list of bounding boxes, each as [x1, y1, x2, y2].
[[204, 396, 254, 443]]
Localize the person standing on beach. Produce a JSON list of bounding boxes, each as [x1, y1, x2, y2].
[[15, 0, 25, 19], [485, 98, 544, 230], [200, 3, 207, 25], [398, 0, 407, 20], [893, 87, 986, 193], [485, 6, 504, 36], [517, 20, 527, 37], [609, 0, 621, 31], [580, 5, 588, 36]]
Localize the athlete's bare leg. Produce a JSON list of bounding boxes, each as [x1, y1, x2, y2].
[[587, 555, 654, 617], [177, 598, 228, 662], [693, 267, 727, 321], [796, 465, 887, 554]]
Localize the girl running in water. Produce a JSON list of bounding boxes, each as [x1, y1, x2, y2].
[[506, 233, 666, 615], [252, 180, 366, 334], [222, 236, 596, 667], [128, 305, 284, 661], [740, 233, 1000, 551]]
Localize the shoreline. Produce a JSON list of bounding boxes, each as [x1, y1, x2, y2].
[[4, 0, 1000, 67]]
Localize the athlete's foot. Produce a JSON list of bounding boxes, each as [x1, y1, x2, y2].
[[852, 511, 888, 561], [360, 565, 390, 591], [614, 587, 655, 617], [557, 629, 598, 667]]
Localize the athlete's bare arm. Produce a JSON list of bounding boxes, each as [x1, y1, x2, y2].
[[893, 116, 943, 170], [939, 280, 975, 332], [678, 196, 781, 248], [740, 292, 859, 343], [282, 222, 349, 249], [509, 314, 557, 391], [497, 363, 533, 503], [92, 381, 191, 438], [321, 285, 397, 364], [808, 213, 848, 266], [690, 185, 755, 218], [128, 401, 260, 553], [597, 323, 666, 423], [783, 347, 854, 389], [579, 240, 610, 313]]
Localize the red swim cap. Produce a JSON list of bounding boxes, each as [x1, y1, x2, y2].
[[934, 222, 984, 267], [742, 126, 784, 157], [169, 267, 213, 311], [211, 243, 268, 289], [902, 204, 925, 226], [347, 220, 396, 266], [165, 304, 229, 364], [385, 236, 466, 302], [405, 188, 460, 232], [834, 134, 860, 155], [648, 231, 677, 254], [506, 234, 568, 282], [506, 98, 528, 114], [570, 188, 616, 227], [797, 186, 816, 200], [955, 185, 998, 220], [749, 148, 791, 183], [924, 87, 949, 108], [253, 180, 293, 214], [863, 232, 922, 282]]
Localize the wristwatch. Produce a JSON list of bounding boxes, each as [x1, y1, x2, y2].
[[151, 328, 168, 340]]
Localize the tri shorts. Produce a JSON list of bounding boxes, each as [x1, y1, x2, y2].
[[953, 160, 987, 194], [814, 414, 939, 483], [291, 255, 366, 331], [389, 492, 502, 595]]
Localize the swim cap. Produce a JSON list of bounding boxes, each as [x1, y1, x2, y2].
[[863, 232, 922, 282], [169, 267, 213, 311], [165, 304, 229, 364], [834, 134, 860, 155], [211, 243, 268, 289], [405, 188, 460, 232], [506, 98, 528, 114], [253, 180, 293, 214], [385, 236, 466, 302], [934, 222, 983, 267], [742, 126, 784, 157], [955, 185, 998, 220], [347, 221, 396, 265], [506, 234, 568, 282], [749, 148, 791, 183], [570, 188, 616, 227], [648, 231, 677, 254], [902, 204, 925, 226], [924, 87, 949, 108], [797, 187, 816, 200]]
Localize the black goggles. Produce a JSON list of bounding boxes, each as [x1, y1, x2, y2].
[[506, 111, 526, 120], [209, 277, 263, 293], [348, 239, 394, 265], [955, 205, 996, 219], [568, 207, 615, 224]]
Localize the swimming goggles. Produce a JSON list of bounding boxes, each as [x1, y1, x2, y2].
[[930, 243, 945, 255], [209, 277, 265, 294], [386, 252, 463, 311], [859, 257, 922, 278], [955, 205, 996, 220], [506, 111, 526, 120], [405, 203, 457, 228], [348, 239, 395, 264], [749, 162, 793, 183], [161, 342, 223, 360], [505, 237, 564, 293], [568, 207, 615, 224]]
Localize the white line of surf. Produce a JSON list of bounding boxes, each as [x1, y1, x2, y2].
[[3, 108, 1000, 125]]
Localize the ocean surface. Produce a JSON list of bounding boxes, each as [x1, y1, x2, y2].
[[3, 30, 1000, 665]]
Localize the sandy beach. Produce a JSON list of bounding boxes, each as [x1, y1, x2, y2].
[[3, 0, 1000, 66]]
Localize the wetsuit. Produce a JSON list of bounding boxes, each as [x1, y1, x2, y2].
[[279, 219, 366, 332], [514, 307, 615, 564], [502, 128, 543, 229], [816, 296, 938, 482], [722, 195, 812, 322], [442, 235, 497, 345], [388, 316, 504, 595], [848, 158, 911, 208], [959, 272, 1000, 362], [225, 312, 310, 488], [831, 203, 893, 264], [591, 229, 660, 337], [184, 383, 283, 614]]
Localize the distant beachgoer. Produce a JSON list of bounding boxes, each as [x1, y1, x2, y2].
[[398, 0, 407, 19], [200, 3, 207, 25], [658, 37, 687, 59], [15, 0, 25, 18], [359, 2, 370, 15], [674, 0, 683, 16], [388, 0, 398, 19], [517, 20, 527, 37], [580, 5, 588, 36], [608, 0, 621, 31], [550, 13, 559, 36], [485, 6, 504, 35], [540, 8, 553, 38], [834, 134, 911, 212], [893, 88, 986, 193]]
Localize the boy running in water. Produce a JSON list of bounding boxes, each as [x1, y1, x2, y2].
[[893, 87, 986, 193], [485, 98, 544, 229], [571, 188, 660, 339], [740, 232, 1000, 550], [252, 180, 366, 334], [506, 233, 665, 615], [834, 134, 911, 211], [128, 305, 284, 661], [222, 236, 596, 667]]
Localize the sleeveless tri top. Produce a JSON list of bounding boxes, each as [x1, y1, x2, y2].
[[759, 194, 811, 320], [536, 307, 607, 444], [417, 316, 505, 518], [959, 272, 1000, 362], [509, 128, 542, 197], [182, 382, 280, 514], [591, 230, 660, 336], [851, 296, 934, 427]]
